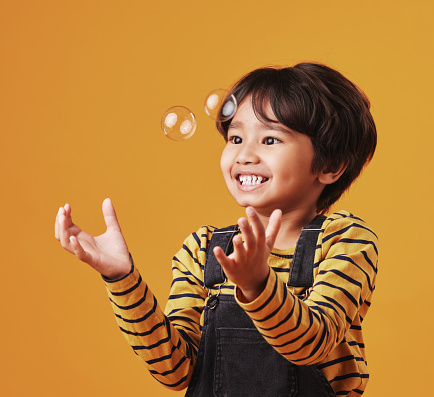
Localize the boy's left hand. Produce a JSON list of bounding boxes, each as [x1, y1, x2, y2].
[[214, 206, 282, 302]]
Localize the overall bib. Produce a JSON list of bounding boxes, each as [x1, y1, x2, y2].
[[185, 215, 336, 397]]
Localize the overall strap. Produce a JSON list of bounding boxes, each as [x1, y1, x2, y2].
[[204, 214, 327, 290], [204, 225, 239, 289], [287, 214, 327, 288]]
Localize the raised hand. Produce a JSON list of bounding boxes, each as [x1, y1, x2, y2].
[[55, 198, 131, 279], [213, 206, 282, 302]]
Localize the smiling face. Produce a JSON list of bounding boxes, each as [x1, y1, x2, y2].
[[220, 97, 326, 217]]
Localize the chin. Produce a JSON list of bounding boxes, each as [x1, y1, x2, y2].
[[234, 199, 267, 213]]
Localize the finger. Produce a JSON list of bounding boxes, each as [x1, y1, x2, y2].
[[214, 246, 235, 272], [64, 203, 71, 216], [63, 203, 73, 228], [69, 236, 94, 265], [237, 216, 256, 253], [232, 234, 247, 264], [102, 198, 122, 232], [54, 207, 63, 240], [246, 206, 265, 246], [58, 212, 71, 250], [265, 209, 282, 248]]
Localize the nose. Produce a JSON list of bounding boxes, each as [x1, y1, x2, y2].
[[236, 141, 259, 164]]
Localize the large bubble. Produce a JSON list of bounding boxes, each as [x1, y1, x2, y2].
[[204, 89, 237, 122], [161, 106, 197, 141]]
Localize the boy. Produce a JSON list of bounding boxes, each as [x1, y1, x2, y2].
[[55, 62, 378, 396]]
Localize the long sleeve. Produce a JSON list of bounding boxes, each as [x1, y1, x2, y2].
[[104, 226, 213, 391], [236, 211, 378, 394]]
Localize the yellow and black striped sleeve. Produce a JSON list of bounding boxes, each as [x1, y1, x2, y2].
[[236, 211, 378, 395], [104, 226, 213, 390]]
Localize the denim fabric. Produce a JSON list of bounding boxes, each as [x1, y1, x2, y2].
[[185, 216, 336, 397], [185, 295, 336, 397]]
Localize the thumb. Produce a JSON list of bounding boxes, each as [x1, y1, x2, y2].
[[102, 198, 122, 232]]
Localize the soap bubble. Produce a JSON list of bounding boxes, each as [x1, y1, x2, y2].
[[204, 89, 237, 122], [161, 106, 197, 141]]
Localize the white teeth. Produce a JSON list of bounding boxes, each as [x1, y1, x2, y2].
[[239, 175, 264, 186]]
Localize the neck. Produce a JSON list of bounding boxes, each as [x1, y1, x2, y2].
[[257, 206, 319, 249]]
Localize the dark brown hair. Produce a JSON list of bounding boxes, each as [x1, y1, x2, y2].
[[217, 62, 377, 213]]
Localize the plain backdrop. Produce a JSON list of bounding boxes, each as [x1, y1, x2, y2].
[[1, 1, 433, 395]]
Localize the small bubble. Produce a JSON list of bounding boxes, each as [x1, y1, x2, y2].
[[204, 89, 237, 122], [161, 106, 197, 141]]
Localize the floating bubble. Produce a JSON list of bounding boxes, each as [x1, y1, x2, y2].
[[204, 89, 237, 122], [161, 106, 197, 141]]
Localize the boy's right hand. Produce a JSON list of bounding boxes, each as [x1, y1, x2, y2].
[[55, 198, 131, 280]]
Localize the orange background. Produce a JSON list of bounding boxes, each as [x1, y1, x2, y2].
[[1, 1, 433, 395]]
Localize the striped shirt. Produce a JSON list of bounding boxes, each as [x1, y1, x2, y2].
[[104, 210, 378, 396]]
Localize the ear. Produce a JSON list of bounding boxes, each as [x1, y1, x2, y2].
[[318, 163, 347, 185]]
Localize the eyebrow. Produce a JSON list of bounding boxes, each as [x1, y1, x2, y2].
[[229, 120, 292, 134]]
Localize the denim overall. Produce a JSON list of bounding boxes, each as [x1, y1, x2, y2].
[[185, 215, 336, 397]]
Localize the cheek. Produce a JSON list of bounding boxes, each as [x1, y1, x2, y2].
[[282, 145, 315, 176], [220, 148, 231, 177], [271, 153, 312, 180]]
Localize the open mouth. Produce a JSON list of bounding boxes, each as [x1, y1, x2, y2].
[[237, 174, 269, 186]]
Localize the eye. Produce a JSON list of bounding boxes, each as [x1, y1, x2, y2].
[[228, 136, 243, 144], [263, 137, 281, 145]]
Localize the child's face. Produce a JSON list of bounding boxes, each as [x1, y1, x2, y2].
[[220, 97, 325, 216]]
